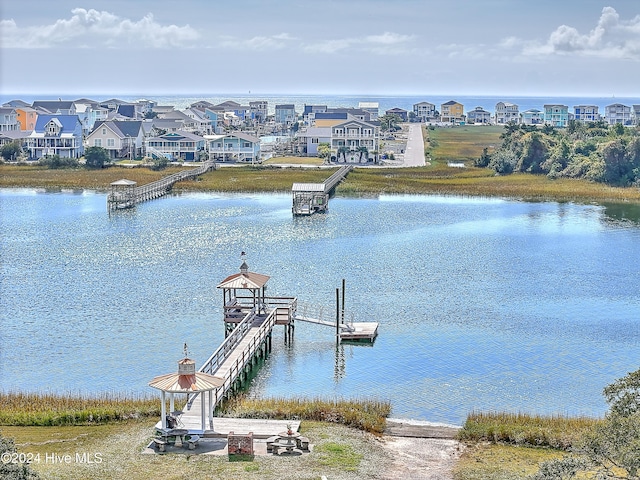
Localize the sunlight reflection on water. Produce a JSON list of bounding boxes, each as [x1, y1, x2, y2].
[[1, 190, 639, 424]]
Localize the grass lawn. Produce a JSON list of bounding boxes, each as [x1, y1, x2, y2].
[[3, 420, 389, 480]]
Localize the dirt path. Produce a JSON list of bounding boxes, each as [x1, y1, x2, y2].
[[379, 421, 465, 480]]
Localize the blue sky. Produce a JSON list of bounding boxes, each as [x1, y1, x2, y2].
[[2, 0, 640, 96]]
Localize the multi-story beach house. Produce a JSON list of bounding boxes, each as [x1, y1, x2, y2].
[[358, 102, 379, 121], [295, 126, 332, 156], [520, 108, 544, 125], [0, 107, 20, 132], [604, 103, 632, 125], [632, 105, 640, 126], [205, 132, 261, 163], [249, 101, 268, 123], [385, 107, 408, 122], [573, 105, 600, 123], [275, 104, 297, 125], [302, 105, 328, 126], [440, 101, 464, 124], [495, 102, 519, 124], [330, 118, 379, 163], [146, 130, 206, 162], [27, 115, 84, 159], [543, 104, 569, 127], [86, 120, 144, 159], [467, 107, 492, 124], [413, 102, 437, 122], [32, 100, 76, 115], [14, 106, 38, 131]]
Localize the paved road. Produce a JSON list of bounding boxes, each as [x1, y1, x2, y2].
[[402, 123, 426, 167]]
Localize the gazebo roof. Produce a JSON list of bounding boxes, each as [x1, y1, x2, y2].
[[110, 179, 137, 186], [149, 357, 224, 393], [148, 371, 223, 393], [217, 271, 270, 290]]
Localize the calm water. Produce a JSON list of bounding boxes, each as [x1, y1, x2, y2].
[[1, 189, 640, 425]]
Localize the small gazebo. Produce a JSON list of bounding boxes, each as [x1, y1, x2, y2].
[[149, 355, 224, 432], [107, 178, 137, 210], [217, 256, 270, 334]]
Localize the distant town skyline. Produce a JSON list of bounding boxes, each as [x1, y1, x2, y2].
[[2, 1, 640, 97]]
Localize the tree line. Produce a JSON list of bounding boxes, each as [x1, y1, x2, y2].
[[476, 121, 640, 187]]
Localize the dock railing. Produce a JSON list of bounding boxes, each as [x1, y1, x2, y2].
[[194, 307, 278, 411]]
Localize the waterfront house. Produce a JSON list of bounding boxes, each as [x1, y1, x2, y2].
[[413, 102, 437, 123], [32, 100, 76, 115], [205, 132, 261, 163], [204, 108, 226, 134], [249, 101, 268, 123], [605, 103, 632, 125], [358, 102, 379, 121], [466, 106, 492, 124], [190, 100, 216, 111], [73, 99, 109, 134], [632, 105, 640, 126], [573, 105, 600, 123], [296, 126, 332, 156], [27, 115, 84, 159], [440, 101, 464, 124], [86, 120, 144, 159], [302, 105, 328, 126], [385, 107, 408, 122], [3, 99, 30, 109], [520, 108, 544, 125], [0, 107, 20, 132], [146, 130, 206, 161], [494, 102, 519, 124], [330, 118, 379, 163], [0, 130, 30, 151], [275, 104, 297, 125], [184, 108, 213, 134], [543, 104, 569, 127], [14, 106, 38, 131]]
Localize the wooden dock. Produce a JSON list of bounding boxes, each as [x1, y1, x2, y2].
[[292, 165, 352, 215], [107, 160, 215, 211], [156, 263, 376, 436]]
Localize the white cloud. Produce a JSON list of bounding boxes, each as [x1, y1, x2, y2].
[[1, 8, 199, 49], [218, 33, 296, 51], [521, 6, 640, 59], [303, 31, 415, 55]]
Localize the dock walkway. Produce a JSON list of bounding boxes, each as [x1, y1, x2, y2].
[[177, 308, 276, 433], [107, 160, 215, 210]]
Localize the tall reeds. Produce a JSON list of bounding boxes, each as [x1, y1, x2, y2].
[[0, 391, 160, 426], [219, 396, 391, 434], [458, 411, 601, 450]]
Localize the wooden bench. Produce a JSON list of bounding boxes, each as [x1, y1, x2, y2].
[[186, 435, 200, 450], [152, 438, 167, 452]]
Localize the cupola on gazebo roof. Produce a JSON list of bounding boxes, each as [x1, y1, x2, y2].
[[216, 262, 270, 290]]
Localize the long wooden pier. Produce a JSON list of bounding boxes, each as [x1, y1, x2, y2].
[[160, 262, 376, 436], [107, 160, 216, 210], [292, 165, 352, 215]]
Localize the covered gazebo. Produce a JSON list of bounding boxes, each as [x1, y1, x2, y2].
[[149, 356, 224, 432], [217, 258, 270, 335]]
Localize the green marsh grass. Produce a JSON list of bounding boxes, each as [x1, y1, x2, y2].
[[0, 392, 160, 426], [427, 125, 503, 164], [458, 411, 600, 450], [3, 154, 640, 203], [218, 396, 391, 434]]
